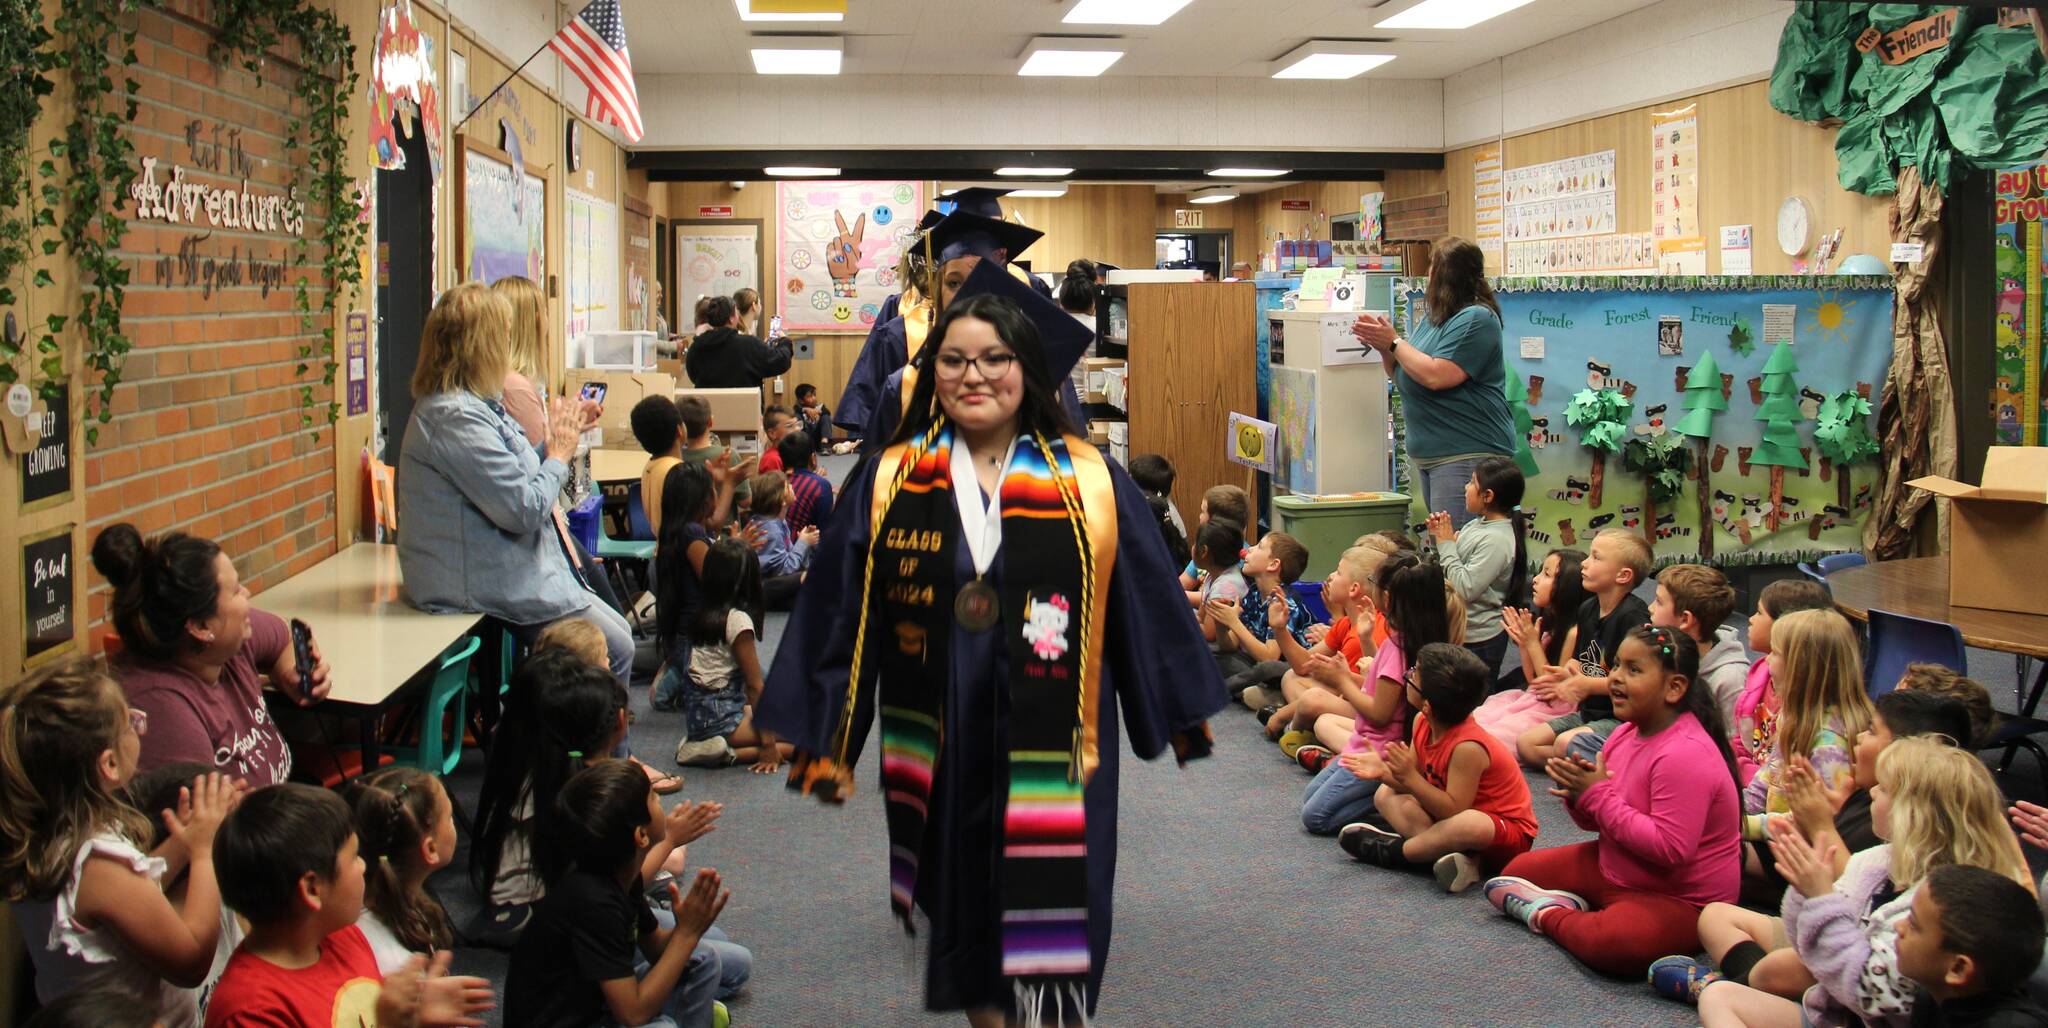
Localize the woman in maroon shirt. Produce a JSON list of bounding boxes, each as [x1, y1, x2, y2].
[[89, 523, 330, 787]]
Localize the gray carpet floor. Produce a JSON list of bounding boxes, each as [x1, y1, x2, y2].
[[431, 455, 2047, 1024]]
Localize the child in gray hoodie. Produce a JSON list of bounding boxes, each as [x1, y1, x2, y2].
[[1649, 564, 1750, 730]]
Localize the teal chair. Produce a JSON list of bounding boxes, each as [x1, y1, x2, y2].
[[388, 635, 484, 776]]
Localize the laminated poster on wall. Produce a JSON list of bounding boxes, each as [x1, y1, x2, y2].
[[1227, 411, 1278, 476], [1474, 145, 1504, 266], [1995, 161, 2048, 446], [775, 180, 923, 332], [1650, 104, 1703, 262], [1503, 149, 1617, 242], [1395, 275, 1893, 564]]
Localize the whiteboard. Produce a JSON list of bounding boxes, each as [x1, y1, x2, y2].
[[565, 189, 619, 343], [674, 222, 762, 313]]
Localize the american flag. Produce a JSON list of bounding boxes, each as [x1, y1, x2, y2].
[[550, 0, 643, 142]]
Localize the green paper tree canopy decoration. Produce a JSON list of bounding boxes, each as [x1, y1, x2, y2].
[[1676, 351, 1727, 438], [1505, 369, 1540, 477], [1815, 390, 1880, 464], [1565, 387, 1633, 452], [1622, 434, 1693, 504]]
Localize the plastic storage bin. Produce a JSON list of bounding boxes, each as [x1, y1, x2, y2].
[[1271, 492, 1412, 582], [565, 494, 603, 556]]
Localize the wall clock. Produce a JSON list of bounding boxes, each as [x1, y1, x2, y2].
[[1777, 196, 1814, 257]]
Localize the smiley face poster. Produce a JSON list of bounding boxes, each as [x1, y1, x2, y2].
[[776, 180, 924, 332]]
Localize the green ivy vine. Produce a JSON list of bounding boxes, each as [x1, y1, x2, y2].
[[211, 0, 366, 428], [0, 0, 63, 398]]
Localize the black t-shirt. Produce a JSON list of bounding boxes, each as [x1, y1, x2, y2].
[[504, 867, 658, 1027], [1573, 592, 1651, 721], [1835, 788, 1880, 852]]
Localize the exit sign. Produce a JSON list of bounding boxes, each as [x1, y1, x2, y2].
[[697, 205, 735, 218], [1174, 209, 1204, 229], [1280, 199, 1311, 211]]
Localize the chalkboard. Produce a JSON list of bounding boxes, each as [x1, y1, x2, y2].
[[23, 528, 74, 662], [21, 388, 70, 505]]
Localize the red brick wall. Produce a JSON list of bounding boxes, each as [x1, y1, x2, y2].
[[85, 2, 337, 628], [1385, 191, 1450, 243]]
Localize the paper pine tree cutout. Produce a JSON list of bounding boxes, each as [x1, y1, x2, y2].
[[1814, 387, 1878, 507], [1748, 342, 1809, 530], [1674, 352, 1725, 558], [1505, 369, 1541, 477], [1728, 316, 1755, 356], [1564, 387, 1633, 508]]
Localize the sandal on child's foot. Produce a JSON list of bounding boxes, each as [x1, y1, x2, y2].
[[1432, 852, 1482, 893]]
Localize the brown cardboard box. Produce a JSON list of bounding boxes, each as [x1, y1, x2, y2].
[[1081, 357, 1125, 404], [1907, 446, 2048, 613], [579, 371, 675, 449], [677, 387, 764, 436]]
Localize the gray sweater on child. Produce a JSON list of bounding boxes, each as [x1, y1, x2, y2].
[[1440, 517, 1515, 644]]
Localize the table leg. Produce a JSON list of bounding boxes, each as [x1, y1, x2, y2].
[[2000, 659, 2048, 776], [359, 704, 382, 778]]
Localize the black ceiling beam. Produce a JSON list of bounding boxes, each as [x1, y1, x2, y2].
[[628, 148, 1439, 182]]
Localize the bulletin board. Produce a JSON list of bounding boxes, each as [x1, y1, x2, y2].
[[1994, 162, 2047, 446], [674, 221, 762, 312], [457, 137, 545, 285], [565, 189, 618, 343], [624, 198, 652, 333], [1396, 275, 1895, 566], [775, 180, 923, 332]]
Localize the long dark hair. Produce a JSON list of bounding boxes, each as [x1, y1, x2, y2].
[[89, 523, 223, 663], [341, 766, 453, 953], [691, 538, 765, 648], [1538, 549, 1590, 664], [655, 461, 717, 654], [1148, 493, 1190, 568], [1376, 554, 1453, 666], [1059, 259, 1097, 314], [470, 649, 626, 893], [1424, 236, 1500, 326], [1629, 623, 1742, 802], [887, 294, 1079, 448], [1472, 456, 1529, 608]]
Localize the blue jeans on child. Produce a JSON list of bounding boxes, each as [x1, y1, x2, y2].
[[1302, 759, 1380, 835], [1419, 456, 1489, 531], [1565, 720, 1618, 764], [651, 640, 693, 711], [612, 911, 741, 1027]]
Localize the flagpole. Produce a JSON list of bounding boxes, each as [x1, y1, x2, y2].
[[453, 20, 570, 135]]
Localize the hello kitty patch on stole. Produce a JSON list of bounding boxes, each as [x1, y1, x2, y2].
[[1022, 592, 1072, 663]]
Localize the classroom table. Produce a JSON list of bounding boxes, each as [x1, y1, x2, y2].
[[255, 543, 483, 773], [1827, 555, 2048, 718], [591, 448, 646, 484]]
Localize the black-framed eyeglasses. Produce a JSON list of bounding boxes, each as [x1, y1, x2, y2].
[[932, 352, 1017, 381]]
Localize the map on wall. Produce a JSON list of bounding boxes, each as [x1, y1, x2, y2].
[[566, 189, 619, 343], [775, 180, 923, 332], [463, 145, 544, 285], [1270, 366, 1318, 494]]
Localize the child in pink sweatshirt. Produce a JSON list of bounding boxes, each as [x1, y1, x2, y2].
[[1483, 624, 1743, 977]]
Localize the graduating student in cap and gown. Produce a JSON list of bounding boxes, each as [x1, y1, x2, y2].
[[757, 258, 1226, 1026], [834, 190, 1058, 448]]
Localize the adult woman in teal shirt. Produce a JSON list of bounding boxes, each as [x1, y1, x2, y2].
[[1351, 237, 1515, 529]]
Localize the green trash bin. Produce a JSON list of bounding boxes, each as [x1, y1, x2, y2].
[[1270, 492, 1412, 582]]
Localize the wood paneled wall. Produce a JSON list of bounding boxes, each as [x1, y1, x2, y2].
[[999, 184, 1158, 276], [1445, 80, 1893, 276], [1127, 281, 1258, 525]]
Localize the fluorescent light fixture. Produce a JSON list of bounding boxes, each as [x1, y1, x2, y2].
[[1063, 0, 1195, 26], [1208, 167, 1289, 177], [996, 166, 1075, 177], [750, 37, 843, 74], [1377, 0, 1539, 29], [1018, 36, 1124, 77], [733, 0, 844, 22], [764, 166, 840, 176], [1005, 184, 1069, 198], [1272, 43, 1396, 80], [1188, 186, 1237, 204]]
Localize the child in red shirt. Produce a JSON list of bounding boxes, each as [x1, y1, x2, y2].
[[1338, 642, 1539, 892], [205, 784, 491, 1028]]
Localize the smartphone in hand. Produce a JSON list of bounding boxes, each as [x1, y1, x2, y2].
[[769, 314, 784, 338], [580, 382, 608, 404], [288, 618, 316, 701]]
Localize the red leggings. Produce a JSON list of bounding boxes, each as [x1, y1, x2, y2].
[[1500, 841, 1704, 978]]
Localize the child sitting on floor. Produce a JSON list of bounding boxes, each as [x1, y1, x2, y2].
[[1336, 643, 1540, 893], [1515, 528, 1653, 767], [1428, 455, 1528, 674], [673, 538, 790, 772], [1179, 484, 1251, 608], [744, 470, 818, 612], [340, 767, 457, 974], [1690, 739, 2034, 1027], [1208, 530, 1314, 696], [1128, 453, 1185, 538], [1732, 580, 1837, 785], [205, 784, 492, 1027], [1473, 548, 1589, 747], [1298, 555, 1456, 834], [1485, 624, 1743, 979], [1894, 866, 2048, 1026], [1647, 564, 1750, 734], [1740, 609, 1876, 886], [506, 760, 733, 1028], [537, 617, 682, 795], [1194, 520, 1251, 655], [1259, 537, 1402, 741], [1895, 662, 1996, 751]]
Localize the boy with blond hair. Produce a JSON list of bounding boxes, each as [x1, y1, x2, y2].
[[1515, 529, 1652, 767]]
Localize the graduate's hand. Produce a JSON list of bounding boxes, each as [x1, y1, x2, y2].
[[671, 868, 730, 940], [664, 799, 722, 848], [1382, 742, 1420, 789], [1426, 511, 1456, 543], [2013, 800, 2048, 852], [1769, 816, 1839, 899]]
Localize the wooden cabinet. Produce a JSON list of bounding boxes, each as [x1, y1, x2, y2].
[[1126, 281, 1259, 537]]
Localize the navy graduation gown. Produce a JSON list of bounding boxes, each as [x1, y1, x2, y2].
[[757, 453, 1227, 1013], [858, 366, 1088, 455], [834, 316, 907, 438]]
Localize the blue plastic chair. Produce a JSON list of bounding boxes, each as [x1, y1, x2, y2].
[[387, 635, 484, 776], [1292, 580, 1329, 624], [1817, 552, 1868, 575], [1863, 607, 1967, 700]]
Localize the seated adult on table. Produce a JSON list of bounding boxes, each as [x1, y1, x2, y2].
[[684, 293, 793, 389], [89, 522, 330, 786], [396, 282, 635, 684]]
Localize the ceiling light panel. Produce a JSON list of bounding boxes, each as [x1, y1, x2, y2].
[[1376, 0, 1539, 30], [1273, 52, 1395, 79], [996, 166, 1076, 176], [1020, 49, 1125, 76], [1208, 168, 1289, 177], [750, 38, 843, 75], [764, 166, 841, 176], [1063, 0, 1195, 26]]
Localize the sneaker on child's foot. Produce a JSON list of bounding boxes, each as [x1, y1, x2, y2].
[[1482, 876, 1587, 934], [675, 735, 738, 767], [1648, 955, 1724, 1004], [1296, 744, 1334, 773], [1240, 684, 1273, 711], [712, 1000, 730, 1028], [1278, 730, 1316, 758], [1338, 822, 1405, 867], [1433, 852, 1482, 893]]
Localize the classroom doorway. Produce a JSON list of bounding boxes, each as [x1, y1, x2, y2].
[[1155, 229, 1231, 279], [374, 115, 433, 466]]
